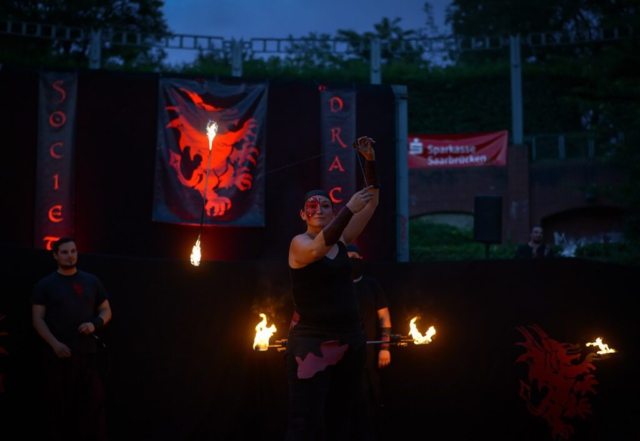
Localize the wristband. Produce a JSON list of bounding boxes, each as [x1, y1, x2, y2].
[[322, 206, 353, 246], [380, 327, 391, 351], [91, 317, 104, 331], [365, 160, 380, 189]]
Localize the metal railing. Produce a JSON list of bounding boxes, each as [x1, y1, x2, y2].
[[1, 18, 635, 68], [524, 132, 624, 161]]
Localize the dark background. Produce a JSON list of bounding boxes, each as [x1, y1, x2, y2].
[[1, 68, 638, 440], [1, 247, 636, 440]]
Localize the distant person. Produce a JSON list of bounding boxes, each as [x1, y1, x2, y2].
[[515, 225, 554, 259], [347, 243, 391, 441], [31, 237, 112, 441]]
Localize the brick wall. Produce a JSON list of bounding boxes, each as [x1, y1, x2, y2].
[[409, 144, 626, 244]]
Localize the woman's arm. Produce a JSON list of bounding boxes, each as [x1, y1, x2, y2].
[[343, 137, 379, 244]]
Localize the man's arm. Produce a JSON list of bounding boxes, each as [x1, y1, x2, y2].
[[32, 304, 71, 358], [377, 306, 391, 368]]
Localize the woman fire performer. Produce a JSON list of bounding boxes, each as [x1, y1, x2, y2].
[[284, 136, 380, 440]]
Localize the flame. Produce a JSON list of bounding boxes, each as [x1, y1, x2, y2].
[[190, 238, 201, 266], [408, 316, 436, 345], [253, 313, 277, 351], [206, 120, 218, 150], [586, 337, 617, 354]]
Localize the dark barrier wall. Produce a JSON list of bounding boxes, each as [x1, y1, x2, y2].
[[1, 245, 637, 441], [1, 67, 398, 262]]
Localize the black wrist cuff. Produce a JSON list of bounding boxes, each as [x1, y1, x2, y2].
[[91, 317, 104, 331], [381, 327, 391, 350], [322, 206, 354, 246], [365, 160, 380, 189]]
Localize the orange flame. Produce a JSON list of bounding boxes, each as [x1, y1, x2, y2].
[[253, 313, 277, 351], [190, 237, 201, 266], [409, 316, 436, 345], [586, 337, 617, 354]]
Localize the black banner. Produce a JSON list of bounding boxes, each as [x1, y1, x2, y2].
[[154, 79, 268, 226], [34, 72, 78, 249], [320, 88, 356, 205]]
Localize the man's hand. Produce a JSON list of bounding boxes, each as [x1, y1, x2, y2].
[[78, 321, 96, 335], [52, 341, 71, 358], [378, 349, 391, 368]]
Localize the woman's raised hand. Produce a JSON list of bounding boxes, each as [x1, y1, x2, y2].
[[346, 186, 374, 213], [352, 136, 375, 161]]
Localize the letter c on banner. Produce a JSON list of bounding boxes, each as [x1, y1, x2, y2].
[[329, 187, 343, 204], [50, 141, 64, 159], [329, 96, 343, 112]]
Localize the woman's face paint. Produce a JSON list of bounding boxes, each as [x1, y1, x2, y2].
[[304, 197, 320, 217], [304, 196, 332, 218]]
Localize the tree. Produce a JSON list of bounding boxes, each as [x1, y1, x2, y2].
[[444, 0, 636, 65], [336, 17, 426, 66], [0, 0, 169, 68]]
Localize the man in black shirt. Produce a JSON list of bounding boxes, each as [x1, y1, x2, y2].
[[31, 237, 112, 441]]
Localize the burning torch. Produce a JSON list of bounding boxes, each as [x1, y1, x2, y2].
[[586, 336, 617, 360], [190, 120, 219, 266], [253, 315, 436, 352]]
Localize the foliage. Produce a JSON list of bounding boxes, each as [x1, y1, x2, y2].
[[444, 0, 638, 65], [409, 219, 519, 262], [335, 17, 425, 65], [0, 0, 169, 68], [563, 38, 640, 241], [574, 241, 640, 266]]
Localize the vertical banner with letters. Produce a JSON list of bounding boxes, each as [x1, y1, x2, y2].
[[320, 88, 356, 206], [34, 72, 78, 250]]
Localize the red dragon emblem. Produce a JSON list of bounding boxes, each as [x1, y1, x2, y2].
[[165, 87, 260, 217], [515, 324, 599, 440]]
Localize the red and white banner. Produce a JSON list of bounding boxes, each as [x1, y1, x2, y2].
[[35, 72, 78, 249], [320, 88, 356, 205], [408, 131, 508, 168]]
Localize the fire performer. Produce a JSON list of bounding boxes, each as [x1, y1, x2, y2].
[[285, 136, 379, 440]]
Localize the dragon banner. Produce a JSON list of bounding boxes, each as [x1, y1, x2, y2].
[[153, 78, 268, 226]]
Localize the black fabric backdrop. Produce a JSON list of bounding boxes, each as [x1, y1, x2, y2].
[[1, 67, 638, 440], [0, 246, 637, 440]]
